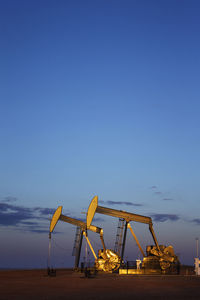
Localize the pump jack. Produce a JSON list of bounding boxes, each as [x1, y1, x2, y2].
[[49, 197, 120, 272], [49, 196, 179, 273], [94, 202, 179, 272]]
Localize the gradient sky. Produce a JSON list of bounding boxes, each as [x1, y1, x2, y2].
[[0, 0, 200, 269]]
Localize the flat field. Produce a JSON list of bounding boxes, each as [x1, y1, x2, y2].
[[0, 269, 200, 300]]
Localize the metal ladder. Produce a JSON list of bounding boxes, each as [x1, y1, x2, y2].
[[114, 218, 125, 255], [72, 226, 82, 256]]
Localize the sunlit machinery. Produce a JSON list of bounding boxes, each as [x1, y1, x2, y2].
[[94, 199, 179, 273], [49, 197, 120, 272], [49, 196, 179, 274]]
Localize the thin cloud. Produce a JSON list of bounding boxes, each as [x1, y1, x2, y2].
[[93, 217, 105, 222], [0, 211, 33, 226], [99, 200, 143, 207], [34, 207, 56, 215], [163, 198, 174, 201], [26, 229, 50, 234], [191, 218, 200, 225], [154, 191, 162, 195], [151, 213, 179, 222], [18, 220, 63, 234], [0, 201, 56, 233], [21, 221, 39, 226], [2, 196, 17, 203]]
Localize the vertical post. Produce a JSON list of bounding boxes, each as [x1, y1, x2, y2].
[[74, 230, 83, 269], [196, 238, 199, 258], [48, 233, 51, 268], [84, 230, 88, 277], [121, 221, 128, 261]]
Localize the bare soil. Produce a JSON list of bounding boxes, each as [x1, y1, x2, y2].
[[0, 269, 200, 300]]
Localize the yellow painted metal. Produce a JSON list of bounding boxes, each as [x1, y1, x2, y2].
[[88, 224, 101, 234], [95, 204, 167, 262], [99, 229, 106, 252], [49, 206, 62, 233], [59, 214, 102, 234], [83, 231, 97, 260], [149, 224, 161, 253], [127, 223, 145, 257], [87, 195, 98, 228], [95, 249, 121, 272], [49, 198, 179, 273], [96, 205, 151, 224], [119, 269, 143, 275]]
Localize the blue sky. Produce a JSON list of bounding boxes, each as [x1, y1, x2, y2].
[[0, 0, 200, 268]]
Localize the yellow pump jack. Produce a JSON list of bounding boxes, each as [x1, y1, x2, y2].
[[49, 196, 120, 272], [49, 196, 179, 273]]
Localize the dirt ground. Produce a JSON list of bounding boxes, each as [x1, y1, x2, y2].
[[0, 269, 200, 300]]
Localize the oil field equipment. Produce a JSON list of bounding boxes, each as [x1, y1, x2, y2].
[[49, 196, 179, 274], [94, 200, 179, 273], [49, 196, 121, 272]]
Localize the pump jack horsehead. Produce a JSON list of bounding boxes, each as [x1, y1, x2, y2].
[[49, 196, 179, 273]]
